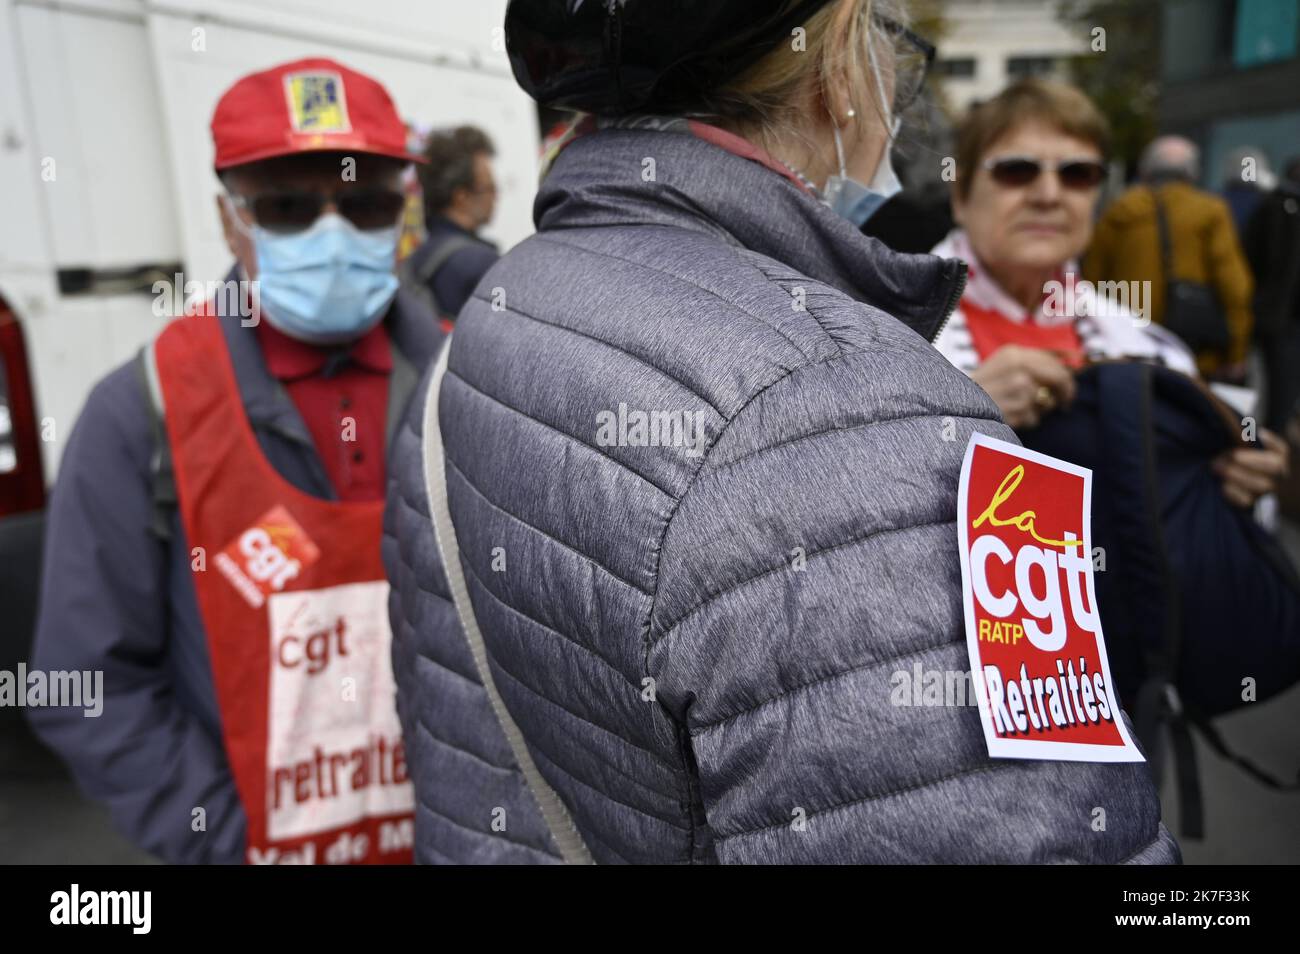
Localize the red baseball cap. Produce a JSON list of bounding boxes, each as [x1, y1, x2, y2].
[[211, 57, 425, 170]]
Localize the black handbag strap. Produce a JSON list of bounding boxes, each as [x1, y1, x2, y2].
[[1149, 186, 1176, 285]]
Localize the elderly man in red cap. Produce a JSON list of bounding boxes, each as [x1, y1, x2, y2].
[[27, 58, 440, 864]]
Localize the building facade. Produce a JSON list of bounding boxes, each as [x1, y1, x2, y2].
[[936, 0, 1087, 112], [1160, 0, 1300, 187]]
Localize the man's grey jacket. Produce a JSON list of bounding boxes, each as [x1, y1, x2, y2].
[[384, 125, 1181, 864], [28, 291, 438, 863]]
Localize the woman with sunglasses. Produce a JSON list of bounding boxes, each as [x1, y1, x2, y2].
[[931, 82, 1300, 813], [933, 79, 1199, 429], [385, 1, 1178, 865], [933, 79, 1286, 511]]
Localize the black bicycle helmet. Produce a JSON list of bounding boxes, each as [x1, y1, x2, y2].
[[505, 0, 841, 115]]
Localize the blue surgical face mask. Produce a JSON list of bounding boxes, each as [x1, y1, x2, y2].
[[824, 121, 902, 227], [230, 204, 400, 345], [822, 41, 903, 228]]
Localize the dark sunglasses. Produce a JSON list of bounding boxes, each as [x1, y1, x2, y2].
[[983, 156, 1108, 190], [228, 187, 406, 234]]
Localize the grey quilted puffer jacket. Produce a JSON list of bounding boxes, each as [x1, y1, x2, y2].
[[383, 122, 1181, 865]]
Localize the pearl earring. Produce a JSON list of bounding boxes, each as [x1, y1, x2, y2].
[[846, 108, 856, 119]]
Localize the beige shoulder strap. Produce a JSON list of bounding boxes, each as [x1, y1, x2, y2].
[[420, 337, 594, 865]]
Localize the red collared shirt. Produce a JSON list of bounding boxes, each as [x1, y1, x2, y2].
[[255, 320, 392, 502]]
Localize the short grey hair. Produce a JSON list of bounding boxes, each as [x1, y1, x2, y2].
[[1139, 135, 1200, 184]]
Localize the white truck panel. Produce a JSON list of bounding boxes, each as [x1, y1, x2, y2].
[[16, 2, 181, 267], [0, 1, 56, 272], [145, 0, 537, 294], [1, 0, 540, 480]]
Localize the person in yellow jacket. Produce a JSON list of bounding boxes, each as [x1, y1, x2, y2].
[[1084, 136, 1253, 380]]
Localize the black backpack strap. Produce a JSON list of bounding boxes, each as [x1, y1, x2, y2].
[[1100, 363, 1300, 838], [1187, 714, 1300, 791], [415, 233, 478, 285], [1097, 362, 1207, 833], [135, 339, 176, 541], [405, 233, 479, 318], [1097, 364, 1182, 708]]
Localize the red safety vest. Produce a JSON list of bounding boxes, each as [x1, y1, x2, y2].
[[152, 309, 413, 865]]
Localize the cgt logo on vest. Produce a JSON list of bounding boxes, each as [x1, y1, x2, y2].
[[957, 434, 1144, 763], [265, 580, 413, 852], [276, 616, 348, 675], [215, 505, 321, 609]]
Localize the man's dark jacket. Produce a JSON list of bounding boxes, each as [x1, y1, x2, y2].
[[414, 216, 499, 319], [1243, 181, 1300, 340]]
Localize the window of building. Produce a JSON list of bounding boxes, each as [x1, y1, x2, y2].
[[1234, 0, 1299, 67], [1006, 56, 1057, 79], [935, 57, 977, 78]]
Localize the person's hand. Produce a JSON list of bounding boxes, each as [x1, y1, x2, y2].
[[970, 344, 1076, 430], [1212, 429, 1290, 508]]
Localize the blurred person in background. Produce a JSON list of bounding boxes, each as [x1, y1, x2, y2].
[[27, 58, 438, 864], [1219, 145, 1276, 237], [934, 80, 1284, 511], [935, 82, 1191, 420], [1243, 156, 1300, 432], [404, 125, 500, 329], [932, 83, 1299, 832], [1084, 135, 1254, 382], [859, 87, 955, 254], [383, 0, 1178, 865]]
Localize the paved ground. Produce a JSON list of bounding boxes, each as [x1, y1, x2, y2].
[[1158, 517, 1300, 864], [3, 524, 1297, 865], [0, 714, 154, 864], [1157, 682, 1300, 863], [3, 688, 1295, 865]]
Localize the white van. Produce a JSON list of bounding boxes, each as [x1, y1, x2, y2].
[[0, 0, 539, 699]]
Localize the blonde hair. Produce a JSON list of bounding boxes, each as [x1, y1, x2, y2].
[[695, 0, 900, 146]]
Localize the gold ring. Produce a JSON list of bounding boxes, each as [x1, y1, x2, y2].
[[1035, 385, 1054, 409]]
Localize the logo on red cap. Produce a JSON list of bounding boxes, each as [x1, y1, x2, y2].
[[211, 57, 424, 170], [283, 71, 352, 135]]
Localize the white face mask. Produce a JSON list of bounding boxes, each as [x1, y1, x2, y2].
[[822, 38, 903, 227]]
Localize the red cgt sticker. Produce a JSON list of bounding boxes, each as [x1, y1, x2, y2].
[[214, 505, 321, 610], [957, 433, 1144, 763]]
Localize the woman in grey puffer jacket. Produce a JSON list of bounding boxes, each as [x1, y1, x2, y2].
[[383, 0, 1180, 864]]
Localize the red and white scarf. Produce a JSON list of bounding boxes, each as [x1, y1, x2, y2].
[[930, 230, 1196, 377]]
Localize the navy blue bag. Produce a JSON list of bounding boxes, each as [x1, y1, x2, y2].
[[1021, 361, 1300, 836]]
